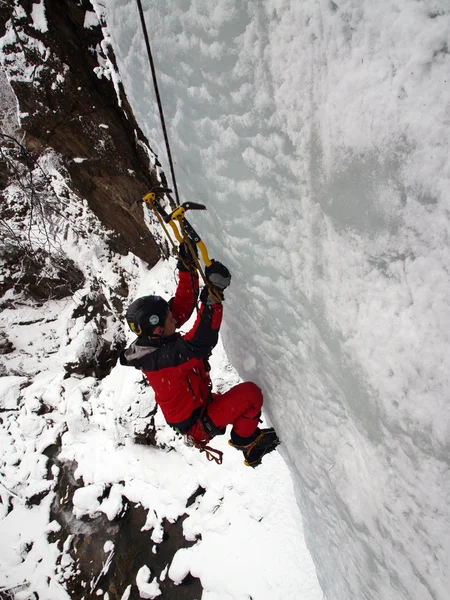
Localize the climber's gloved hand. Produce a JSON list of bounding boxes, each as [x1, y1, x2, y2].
[[200, 260, 231, 305], [200, 285, 224, 305], [177, 241, 198, 273], [205, 260, 231, 290]]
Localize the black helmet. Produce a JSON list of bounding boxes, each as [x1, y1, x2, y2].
[[126, 295, 170, 337]]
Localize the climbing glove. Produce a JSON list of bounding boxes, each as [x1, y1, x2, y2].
[[177, 241, 198, 273], [201, 260, 231, 304], [205, 260, 231, 290]]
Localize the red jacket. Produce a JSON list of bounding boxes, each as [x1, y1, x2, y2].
[[121, 271, 223, 430]]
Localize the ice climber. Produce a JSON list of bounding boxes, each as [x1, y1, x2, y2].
[[120, 243, 279, 467]]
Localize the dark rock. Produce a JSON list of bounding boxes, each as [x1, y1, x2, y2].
[[0, 0, 163, 265], [26, 489, 50, 507], [50, 460, 203, 600], [0, 330, 15, 355], [132, 404, 159, 446], [43, 443, 61, 461], [186, 485, 206, 508], [0, 244, 85, 300], [64, 286, 127, 379]]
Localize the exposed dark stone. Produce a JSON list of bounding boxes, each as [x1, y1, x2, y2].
[[43, 443, 60, 460], [71, 287, 109, 323], [0, 244, 85, 300], [132, 404, 159, 447], [34, 401, 54, 416], [186, 485, 206, 508], [0, 330, 15, 355], [26, 489, 50, 507], [64, 286, 127, 379], [50, 460, 203, 600], [0, 0, 164, 265]]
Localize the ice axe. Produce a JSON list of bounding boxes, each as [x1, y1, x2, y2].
[[141, 187, 223, 302]]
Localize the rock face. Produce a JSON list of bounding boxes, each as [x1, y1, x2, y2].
[[48, 458, 203, 600], [0, 0, 162, 263]]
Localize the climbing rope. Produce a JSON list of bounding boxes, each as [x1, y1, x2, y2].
[[135, 0, 181, 206], [133, 5, 224, 304]]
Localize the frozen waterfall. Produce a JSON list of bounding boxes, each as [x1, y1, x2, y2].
[[100, 2, 450, 599]]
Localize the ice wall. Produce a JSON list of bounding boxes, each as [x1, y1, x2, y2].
[[100, 1, 450, 599]]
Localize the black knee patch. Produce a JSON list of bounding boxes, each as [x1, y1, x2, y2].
[[201, 411, 226, 437]]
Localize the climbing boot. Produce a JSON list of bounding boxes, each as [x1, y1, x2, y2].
[[229, 428, 280, 467]]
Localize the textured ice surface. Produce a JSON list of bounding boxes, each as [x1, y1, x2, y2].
[[100, 1, 450, 599]]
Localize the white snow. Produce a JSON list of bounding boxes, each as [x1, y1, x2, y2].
[[136, 565, 161, 599], [30, 0, 48, 34], [0, 376, 27, 410], [72, 484, 105, 519], [84, 10, 100, 30], [2, 1, 450, 599]]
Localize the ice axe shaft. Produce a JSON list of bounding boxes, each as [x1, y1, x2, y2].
[[168, 204, 212, 268], [141, 188, 223, 303], [142, 190, 212, 267]]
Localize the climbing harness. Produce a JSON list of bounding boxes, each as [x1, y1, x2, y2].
[[185, 435, 224, 465]]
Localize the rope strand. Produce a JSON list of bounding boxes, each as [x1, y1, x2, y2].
[[135, 0, 181, 206]]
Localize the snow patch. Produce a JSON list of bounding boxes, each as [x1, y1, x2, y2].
[[30, 0, 48, 33], [136, 565, 161, 599], [0, 376, 28, 410], [84, 10, 100, 30]]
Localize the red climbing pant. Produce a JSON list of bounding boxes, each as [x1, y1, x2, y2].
[[189, 381, 263, 442]]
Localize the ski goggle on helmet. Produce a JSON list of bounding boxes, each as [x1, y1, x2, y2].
[[126, 295, 170, 337]]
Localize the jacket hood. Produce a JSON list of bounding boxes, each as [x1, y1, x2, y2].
[[120, 339, 158, 368]]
